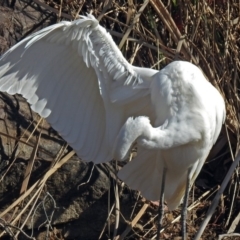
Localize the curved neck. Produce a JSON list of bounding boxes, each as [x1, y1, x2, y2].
[[113, 116, 153, 160], [113, 115, 201, 161]]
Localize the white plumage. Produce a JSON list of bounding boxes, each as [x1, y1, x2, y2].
[[0, 14, 225, 212]]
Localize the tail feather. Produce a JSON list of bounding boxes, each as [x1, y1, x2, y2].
[[165, 171, 188, 209], [118, 148, 164, 201], [118, 147, 200, 210]]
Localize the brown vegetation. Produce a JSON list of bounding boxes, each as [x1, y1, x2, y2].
[[0, 0, 240, 239]]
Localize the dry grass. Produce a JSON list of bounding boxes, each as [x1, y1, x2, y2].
[[0, 0, 240, 239]]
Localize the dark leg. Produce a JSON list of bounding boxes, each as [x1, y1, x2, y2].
[[181, 167, 192, 240], [157, 167, 167, 240]]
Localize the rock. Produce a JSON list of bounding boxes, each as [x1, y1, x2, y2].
[[0, 2, 119, 239]]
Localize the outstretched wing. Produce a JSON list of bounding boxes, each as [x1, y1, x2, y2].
[[0, 14, 157, 163]]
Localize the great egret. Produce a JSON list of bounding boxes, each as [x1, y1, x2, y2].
[[0, 14, 225, 239]]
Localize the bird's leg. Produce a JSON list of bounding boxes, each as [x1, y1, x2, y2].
[[157, 167, 167, 240], [181, 167, 192, 240]]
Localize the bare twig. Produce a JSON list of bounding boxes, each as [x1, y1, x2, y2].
[[194, 151, 240, 240]]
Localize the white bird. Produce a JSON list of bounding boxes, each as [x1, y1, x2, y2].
[[0, 14, 225, 239]]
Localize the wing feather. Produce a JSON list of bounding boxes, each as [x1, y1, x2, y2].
[[0, 14, 157, 163]]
